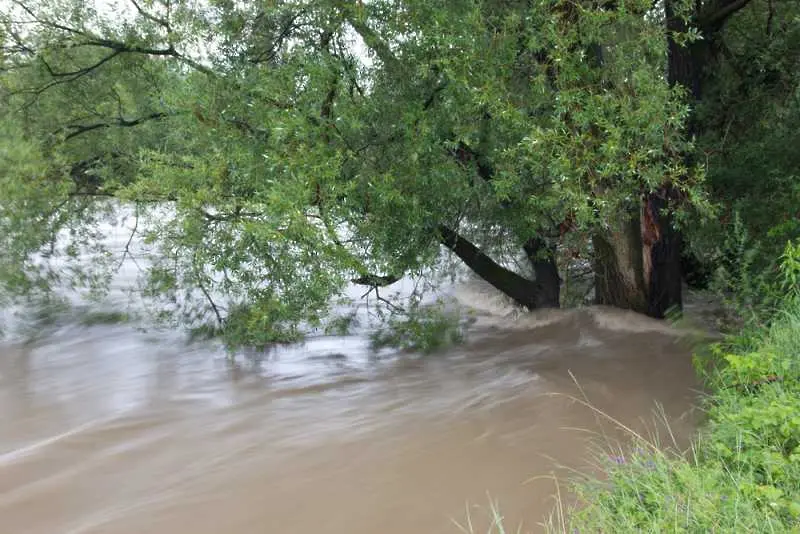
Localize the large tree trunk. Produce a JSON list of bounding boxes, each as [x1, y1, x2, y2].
[[653, 0, 754, 310], [523, 237, 561, 308], [593, 213, 648, 312], [643, 191, 684, 317], [439, 225, 560, 309], [644, 0, 712, 318]]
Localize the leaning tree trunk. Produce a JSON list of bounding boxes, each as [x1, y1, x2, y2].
[[438, 225, 560, 310]]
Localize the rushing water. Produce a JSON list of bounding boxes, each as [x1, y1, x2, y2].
[[0, 217, 705, 533], [0, 305, 703, 533]]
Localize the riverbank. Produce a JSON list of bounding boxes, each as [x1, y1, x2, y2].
[[543, 296, 800, 532]]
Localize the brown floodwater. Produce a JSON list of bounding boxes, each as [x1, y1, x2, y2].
[[0, 280, 704, 534]]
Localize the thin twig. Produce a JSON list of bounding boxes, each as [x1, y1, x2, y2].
[[375, 287, 405, 313], [198, 279, 223, 326], [130, 0, 171, 31], [117, 205, 139, 270]]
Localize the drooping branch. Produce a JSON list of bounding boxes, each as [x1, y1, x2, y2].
[[38, 50, 121, 79], [192, 251, 224, 326], [117, 204, 143, 272], [12, 50, 125, 108], [9, 0, 213, 76]]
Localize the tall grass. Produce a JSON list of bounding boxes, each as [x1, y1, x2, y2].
[[451, 498, 522, 534]]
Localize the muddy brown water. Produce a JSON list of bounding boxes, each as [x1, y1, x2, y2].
[[0, 291, 704, 534]]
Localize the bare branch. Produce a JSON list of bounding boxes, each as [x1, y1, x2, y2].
[[374, 287, 405, 313], [117, 205, 140, 271], [129, 0, 172, 31], [351, 274, 401, 287], [61, 111, 171, 141]]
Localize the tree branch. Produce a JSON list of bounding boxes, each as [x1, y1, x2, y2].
[[193, 258, 223, 326], [247, 10, 306, 65], [129, 0, 171, 31], [335, 2, 400, 71], [450, 140, 495, 182], [10, 0, 213, 76], [438, 225, 543, 309], [351, 274, 401, 287], [698, 0, 754, 32], [38, 50, 122, 78], [61, 111, 171, 140], [199, 208, 262, 223], [117, 205, 142, 272]]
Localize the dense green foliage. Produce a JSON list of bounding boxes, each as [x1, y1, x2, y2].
[[683, 0, 800, 318], [3, 0, 800, 529], [0, 0, 797, 345], [1, 0, 705, 343]]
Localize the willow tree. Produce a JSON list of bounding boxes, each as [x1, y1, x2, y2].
[[0, 0, 700, 344]]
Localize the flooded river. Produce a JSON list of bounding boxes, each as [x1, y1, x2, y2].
[[0, 298, 702, 534], [0, 214, 704, 534]]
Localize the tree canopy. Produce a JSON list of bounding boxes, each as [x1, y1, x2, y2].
[[1, 0, 797, 345]]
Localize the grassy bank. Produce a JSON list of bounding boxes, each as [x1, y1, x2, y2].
[[539, 294, 800, 533]]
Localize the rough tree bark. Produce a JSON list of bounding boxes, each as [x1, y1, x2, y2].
[[523, 237, 561, 308], [640, 0, 701, 319], [643, 191, 684, 317], [644, 0, 752, 317], [598, 0, 752, 318], [594, 212, 648, 312]]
